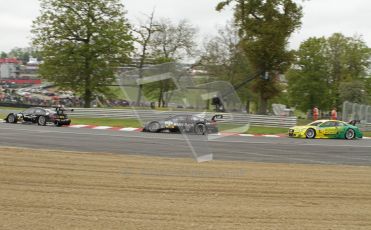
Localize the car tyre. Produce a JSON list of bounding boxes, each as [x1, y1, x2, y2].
[[148, 122, 160, 133], [37, 116, 47, 126], [195, 123, 206, 135], [305, 128, 316, 139], [6, 114, 17, 123], [345, 128, 355, 140]]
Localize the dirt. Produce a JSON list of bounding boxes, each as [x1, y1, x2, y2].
[[0, 147, 370, 230]]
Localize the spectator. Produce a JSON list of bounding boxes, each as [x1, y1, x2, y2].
[[313, 106, 319, 121], [331, 107, 337, 120]]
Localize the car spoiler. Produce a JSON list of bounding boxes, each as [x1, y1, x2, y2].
[[53, 106, 74, 113], [211, 114, 223, 122], [348, 120, 360, 126]]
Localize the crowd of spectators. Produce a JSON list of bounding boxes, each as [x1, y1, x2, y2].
[[0, 84, 83, 107], [0, 84, 138, 108]]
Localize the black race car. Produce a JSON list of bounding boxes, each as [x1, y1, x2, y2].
[[5, 106, 72, 127], [143, 114, 222, 135]]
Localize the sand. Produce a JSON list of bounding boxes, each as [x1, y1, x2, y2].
[[0, 147, 370, 230]]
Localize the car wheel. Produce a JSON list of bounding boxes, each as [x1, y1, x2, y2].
[[6, 114, 17, 123], [345, 129, 355, 140], [305, 128, 316, 139], [148, 122, 160, 132], [37, 116, 47, 126], [195, 123, 206, 135]]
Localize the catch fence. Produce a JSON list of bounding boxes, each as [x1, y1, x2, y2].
[[342, 101, 371, 131]]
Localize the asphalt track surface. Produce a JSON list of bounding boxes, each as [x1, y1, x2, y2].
[[0, 122, 371, 166]]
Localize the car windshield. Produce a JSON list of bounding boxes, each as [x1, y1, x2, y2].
[[308, 121, 323, 126], [165, 115, 185, 122], [34, 108, 46, 115], [45, 109, 56, 114], [191, 116, 203, 121], [23, 108, 36, 114]]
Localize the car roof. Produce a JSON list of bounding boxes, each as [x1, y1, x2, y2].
[[24, 107, 43, 110], [313, 119, 342, 122]]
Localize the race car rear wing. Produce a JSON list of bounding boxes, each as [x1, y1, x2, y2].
[[53, 106, 74, 114], [211, 114, 223, 122], [348, 120, 360, 126]]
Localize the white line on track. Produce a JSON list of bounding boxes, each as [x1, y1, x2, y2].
[[92, 126, 112, 130], [69, 124, 90, 128], [119, 127, 139, 131], [262, 135, 281, 138], [238, 134, 255, 137]]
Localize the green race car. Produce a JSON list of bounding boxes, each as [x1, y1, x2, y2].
[[288, 120, 363, 139]]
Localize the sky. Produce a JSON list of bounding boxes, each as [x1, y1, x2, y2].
[[0, 0, 370, 53]]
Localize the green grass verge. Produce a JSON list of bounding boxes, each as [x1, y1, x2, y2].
[[217, 123, 287, 135], [72, 117, 141, 127], [0, 106, 23, 111], [71, 118, 289, 135], [246, 126, 288, 135]]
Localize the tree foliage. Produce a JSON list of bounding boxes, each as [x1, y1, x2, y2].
[[216, 0, 303, 114], [32, 0, 133, 107], [132, 10, 159, 105], [339, 81, 367, 104], [200, 23, 254, 112], [1, 51, 8, 58], [151, 19, 197, 107], [6, 47, 42, 64], [325, 33, 370, 107], [151, 19, 197, 61], [133, 16, 198, 107], [287, 37, 330, 111], [287, 33, 371, 112]]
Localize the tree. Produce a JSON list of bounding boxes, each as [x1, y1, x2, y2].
[[287, 37, 331, 112], [0, 52, 7, 58], [200, 23, 242, 79], [325, 33, 370, 107], [131, 16, 197, 107], [288, 33, 371, 112], [339, 81, 367, 104], [6, 47, 42, 64], [32, 0, 133, 107], [144, 18, 198, 107], [132, 10, 160, 105], [200, 22, 254, 112], [151, 19, 197, 61], [366, 77, 371, 104], [216, 0, 303, 114]]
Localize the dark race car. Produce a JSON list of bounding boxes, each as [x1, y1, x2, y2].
[[5, 106, 73, 127], [143, 114, 222, 135]]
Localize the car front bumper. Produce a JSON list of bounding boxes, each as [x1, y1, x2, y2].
[[288, 129, 305, 138]]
